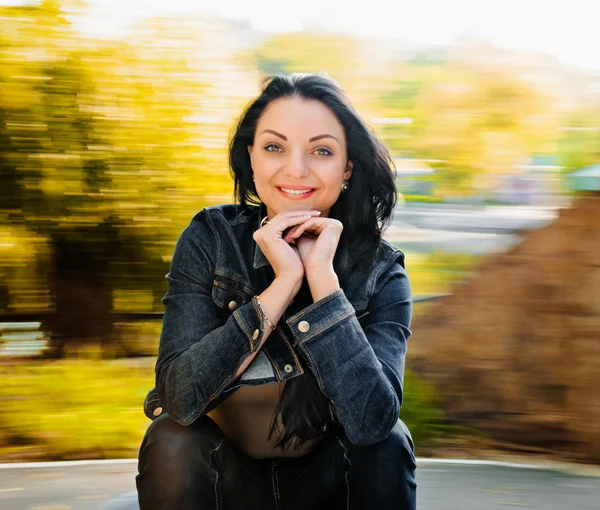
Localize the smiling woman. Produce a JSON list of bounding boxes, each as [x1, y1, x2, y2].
[[248, 97, 352, 217], [136, 74, 416, 510]]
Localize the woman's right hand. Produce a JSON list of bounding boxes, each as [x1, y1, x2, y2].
[[253, 210, 321, 283]]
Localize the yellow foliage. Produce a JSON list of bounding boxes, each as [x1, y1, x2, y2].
[[0, 359, 154, 460]]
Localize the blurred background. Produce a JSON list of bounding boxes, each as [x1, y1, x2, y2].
[[1, 0, 599, 471]]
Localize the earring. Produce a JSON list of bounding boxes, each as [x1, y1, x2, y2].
[[341, 180, 349, 193]]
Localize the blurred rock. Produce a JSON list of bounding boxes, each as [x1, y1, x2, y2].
[[409, 193, 600, 462]]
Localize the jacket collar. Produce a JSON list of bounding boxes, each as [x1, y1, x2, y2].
[[253, 203, 271, 269]]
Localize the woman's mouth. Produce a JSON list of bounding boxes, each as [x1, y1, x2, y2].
[[277, 187, 317, 199]]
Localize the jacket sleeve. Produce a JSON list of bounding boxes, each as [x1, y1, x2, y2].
[[286, 251, 412, 446], [154, 210, 267, 426]]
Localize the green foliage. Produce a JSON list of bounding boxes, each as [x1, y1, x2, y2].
[[400, 369, 447, 448], [557, 110, 600, 174], [405, 251, 478, 299]]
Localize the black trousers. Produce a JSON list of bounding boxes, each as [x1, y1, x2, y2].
[[136, 414, 416, 510]]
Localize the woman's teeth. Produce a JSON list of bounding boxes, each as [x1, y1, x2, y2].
[[280, 188, 313, 195]]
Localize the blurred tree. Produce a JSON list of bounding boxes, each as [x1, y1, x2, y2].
[[0, 1, 228, 356], [557, 105, 600, 174], [407, 55, 561, 198], [251, 32, 399, 118], [375, 62, 440, 156]]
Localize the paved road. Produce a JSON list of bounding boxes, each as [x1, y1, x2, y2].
[[1, 459, 599, 509], [393, 204, 558, 234], [382, 203, 558, 255]]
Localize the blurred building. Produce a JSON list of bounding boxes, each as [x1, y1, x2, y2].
[[494, 155, 565, 206]]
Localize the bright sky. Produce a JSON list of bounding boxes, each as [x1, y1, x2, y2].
[[3, 0, 599, 72]]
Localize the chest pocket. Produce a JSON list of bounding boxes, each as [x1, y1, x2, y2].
[[212, 274, 255, 324]]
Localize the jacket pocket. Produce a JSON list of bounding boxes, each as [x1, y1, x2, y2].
[[211, 275, 254, 321]]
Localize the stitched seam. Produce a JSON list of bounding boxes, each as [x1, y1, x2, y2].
[[253, 244, 264, 269], [212, 280, 246, 295], [336, 437, 352, 510], [203, 209, 219, 277], [271, 461, 280, 510], [356, 311, 370, 321], [278, 327, 303, 373], [370, 248, 404, 298], [300, 347, 327, 396], [185, 353, 249, 425], [219, 204, 254, 227], [297, 308, 355, 344], [251, 297, 264, 349], [262, 345, 282, 380], [286, 289, 344, 322], [212, 281, 248, 309], [329, 399, 340, 422], [233, 308, 254, 351], [275, 462, 281, 505], [355, 245, 400, 307], [208, 439, 226, 510], [213, 271, 255, 297]]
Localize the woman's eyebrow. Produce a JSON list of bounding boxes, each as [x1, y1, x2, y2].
[[259, 129, 339, 144], [260, 129, 287, 140], [309, 134, 339, 144]]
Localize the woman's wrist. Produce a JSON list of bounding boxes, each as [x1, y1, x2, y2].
[[273, 274, 303, 299], [306, 267, 340, 302], [255, 295, 276, 331], [256, 276, 301, 332]]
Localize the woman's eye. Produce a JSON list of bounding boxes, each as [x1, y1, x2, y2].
[[315, 147, 332, 156], [264, 144, 281, 153]]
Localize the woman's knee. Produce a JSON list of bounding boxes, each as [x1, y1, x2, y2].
[[341, 419, 416, 484], [336, 419, 417, 508], [136, 414, 228, 509], [380, 418, 416, 468], [138, 413, 226, 477]]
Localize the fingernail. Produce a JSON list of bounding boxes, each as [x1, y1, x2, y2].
[[312, 210, 321, 214]]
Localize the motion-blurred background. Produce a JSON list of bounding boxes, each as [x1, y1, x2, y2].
[[1, 0, 599, 467]]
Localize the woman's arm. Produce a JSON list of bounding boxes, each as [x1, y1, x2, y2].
[[155, 210, 296, 426], [234, 276, 298, 378], [286, 251, 412, 446]]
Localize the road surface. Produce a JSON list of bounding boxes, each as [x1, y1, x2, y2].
[[1, 458, 599, 509]]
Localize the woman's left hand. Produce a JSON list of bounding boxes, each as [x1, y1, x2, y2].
[[289, 217, 343, 272]]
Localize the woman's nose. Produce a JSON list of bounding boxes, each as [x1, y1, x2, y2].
[[283, 152, 309, 178]]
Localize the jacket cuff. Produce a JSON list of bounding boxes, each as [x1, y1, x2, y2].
[[285, 289, 355, 346], [232, 295, 267, 352]]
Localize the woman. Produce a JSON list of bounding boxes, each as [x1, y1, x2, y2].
[[136, 73, 416, 510]]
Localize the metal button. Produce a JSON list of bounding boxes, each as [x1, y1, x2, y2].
[[228, 300, 238, 311], [252, 329, 260, 340], [298, 320, 310, 333], [153, 407, 163, 417], [284, 364, 294, 373]]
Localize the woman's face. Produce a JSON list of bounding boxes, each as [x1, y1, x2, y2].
[[248, 96, 352, 219]]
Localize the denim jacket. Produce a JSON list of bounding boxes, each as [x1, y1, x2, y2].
[[143, 203, 412, 446]]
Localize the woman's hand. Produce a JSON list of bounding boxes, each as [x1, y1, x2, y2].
[[289, 217, 344, 273], [252, 210, 322, 283]]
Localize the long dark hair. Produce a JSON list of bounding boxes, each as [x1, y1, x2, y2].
[[228, 73, 397, 449]]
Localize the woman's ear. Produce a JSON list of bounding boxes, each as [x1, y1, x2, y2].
[[344, 161, 353, 180], [247, 145, 254, 163]]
